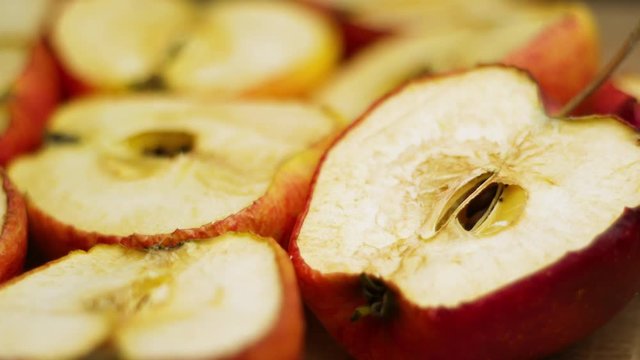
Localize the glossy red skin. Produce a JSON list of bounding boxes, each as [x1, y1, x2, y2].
[[575, 81, 640, 130], [289, 69, 640, 359], [504, 8, 598, 107], [0, 42, 61, 165], [0, 170, 27, 283], [25, 142, 329, 261]]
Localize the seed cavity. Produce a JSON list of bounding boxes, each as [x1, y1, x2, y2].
[[126, 130, 195, 158], [45, 132, 81, 145]]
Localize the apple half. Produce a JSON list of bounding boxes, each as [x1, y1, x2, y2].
[[0, 0, 61, 165], [52, 0, 341, 98], [314, 3, 597, 122], [8, 96, 337, 259], [0, 232, 303, 359], [291, 66, 640, 359], [0, 169, 27, 283]]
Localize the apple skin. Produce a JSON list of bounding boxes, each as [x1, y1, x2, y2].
[[0, 41, 61, 165], [0, 169, 27, 283], [288, 72, 640, 359], [25, 140, 331, 261], [576, 81, 640, 130], [504, 6, 598, 107]]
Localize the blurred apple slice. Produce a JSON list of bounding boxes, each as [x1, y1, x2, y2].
[[9, 96, 337, 259], [0, 233, 303, 359], [0, 169, 27, 283], [291, 66, 640, 358], [0, 0, 61, 165], [314, 3, 597, 122], [52, 0, 341, 97]]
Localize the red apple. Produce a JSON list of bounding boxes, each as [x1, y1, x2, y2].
[[0, 233, 303, 359], [0, 169, 27, 283], [51, 0, 341, 98], [314, 3, 598, 122], [291, 66, 640, 359], [0, 0, 61, 165], [8, 96, 338, 260], [575, 75, 640, 130]]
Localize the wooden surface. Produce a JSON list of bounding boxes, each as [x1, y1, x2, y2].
[[303, 1, 640, 359]]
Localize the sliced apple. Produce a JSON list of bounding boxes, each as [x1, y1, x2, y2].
[[52, 0, 341, 97], [0, 169, 27, 283], [314, 3, 597, 122], [291, 66, 640, 359], [8, 96, 337, 259], [0, 233, 303, 359], [0, 0, 61, 165]]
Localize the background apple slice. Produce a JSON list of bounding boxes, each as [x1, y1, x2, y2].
[[0, 0, 61, 165], [52, 0, 341, 98], [0, 233, 303, 359], [9, 96, 338, 259], [291, 66, 640, 359], [0, 169, 27, 283], [314, 3, 597, 122]]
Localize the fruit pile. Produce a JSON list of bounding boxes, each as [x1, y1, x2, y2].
[[0, 0, 639, 359]]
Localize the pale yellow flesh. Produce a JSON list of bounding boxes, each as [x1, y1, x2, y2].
[[0, 47, 28, 97], [297, 67, 640, 308], [314, 7, 564, 121], [0, 234, 283, 359], [52, 0, 193, 88], [0, 0, 51, 44], [164, 0, 340, 96], [9, 97, 335, 236], [53, 0, 339, 95]]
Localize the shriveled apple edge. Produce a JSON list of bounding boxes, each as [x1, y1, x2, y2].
[[25, 134, 336, 260], [287, 65, 640, 358], [0, 169, 27, 283], [0, 233, 305, 360], [0, 40, 61, 166]]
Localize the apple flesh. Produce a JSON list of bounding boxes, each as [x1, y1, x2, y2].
[[291, 66, 640, 359], [0, 233, 303, 359], [314, 3, 597, 122], [8, 97, 337, 259], [52, 0, 341, 98], [0, 169, 27, 283]]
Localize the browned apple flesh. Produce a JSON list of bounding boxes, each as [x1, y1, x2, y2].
[[0, 233, 286, 359], [9, 97, 335, 236], [297, 67, 640, 308], [314, 3, 585, 121], [53, 0, 340, 95]]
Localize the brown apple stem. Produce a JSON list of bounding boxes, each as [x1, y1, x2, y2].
[[557, 19, 640, 117]]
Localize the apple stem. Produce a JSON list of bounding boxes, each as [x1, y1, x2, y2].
[[557, 19, 640, 117]]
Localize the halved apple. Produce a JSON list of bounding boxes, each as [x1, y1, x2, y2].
[[314, 3, 597, 122], [52, 0, 341, 97], [8, 96, 337, 259], [0, 233, 303, 359], [0, 169, 27, 283], [291, 66, 640, 359], [0, 0, 61, 165]]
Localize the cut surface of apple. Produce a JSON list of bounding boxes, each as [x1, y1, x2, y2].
[[53, 0, 341, 97], [314, 3, 596, 121], [292, 66, 640, 358], [0, 233, 303, 359], [0, 0, 51, 44], [9, 96, 336, 257]]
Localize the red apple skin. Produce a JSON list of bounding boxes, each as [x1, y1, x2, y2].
[[0, 42, 61, 166], [575, 81, 640, 130], [503, 6, 598, 107], [0, 170, 27, 283], [226, 235, 304, 360], [25, 140, 331, 261], [288, 71, 640, 359]]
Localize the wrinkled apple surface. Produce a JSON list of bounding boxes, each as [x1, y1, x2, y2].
[[53, 0, 340, 97], [292, 67, 640, 359], [314, 4, 596, 121], [10, 97, 335, 238], [0, 233, 302, 359]]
